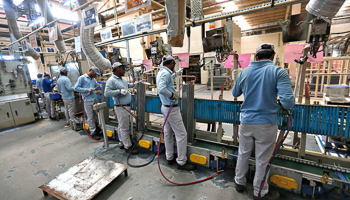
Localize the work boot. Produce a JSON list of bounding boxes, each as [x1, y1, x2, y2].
[[166, 153, 178, 165], [125, 146, 139, 155], [177, 162, 197, 171], [253, 190, 280, 200], [119, 145, 125, 149], [235, 183, 245, 193], [91, 134, 101, 140]]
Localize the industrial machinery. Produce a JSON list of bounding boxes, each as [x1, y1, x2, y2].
[[0, 59, 39, 129], [145, 36, 168, 64], [202, 26, 234, 90], [94, 83, 350, 198]]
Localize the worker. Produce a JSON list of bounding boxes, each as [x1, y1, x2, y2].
[[156, 55, 196, 171], [42, 72, 57, 120], [36, 73, 44, 102], [104, 62, 139, 154], [75, 67, 102, 140], [56, 68, 76, 126], [232, 44, 295, 200]]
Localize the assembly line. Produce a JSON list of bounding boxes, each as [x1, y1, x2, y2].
[[1, 0, 350, 200]]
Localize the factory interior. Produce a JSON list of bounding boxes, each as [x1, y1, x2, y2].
[[1, 0, 350, 199]]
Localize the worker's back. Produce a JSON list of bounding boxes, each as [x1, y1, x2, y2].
[[232, 60, 295, 125]]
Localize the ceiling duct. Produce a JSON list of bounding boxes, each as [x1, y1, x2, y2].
[[3, 0, 40, 60], [77, 0, 111, 71], [306, 0, 346, 19]]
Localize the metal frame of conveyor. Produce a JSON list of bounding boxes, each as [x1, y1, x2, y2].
[[102, 83, 350, 196]]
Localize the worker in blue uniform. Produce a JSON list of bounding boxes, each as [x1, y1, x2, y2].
[[156, 55, 196, 171], [42, 72, 56, 119], [75, 67, 102, 140], [56, 68, 76, 126], [36, 73, 44, 105], [104, 62, 139, 154], [232, 44, 295, 200]]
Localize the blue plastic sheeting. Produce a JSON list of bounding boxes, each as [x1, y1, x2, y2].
[[194, 99, 241, 124], [108, 96, 136, 110], [144, 96, 182, 114], [280, 105, 350, 138], [108, 95, 350, 138]]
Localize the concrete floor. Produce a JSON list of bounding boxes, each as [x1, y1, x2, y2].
[[0, 84, 326, 200], [0, 118, 310, 200]]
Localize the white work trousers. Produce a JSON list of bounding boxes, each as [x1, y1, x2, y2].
[[44, 93, 55, 118], [84, 101, 96, 134], [63, 99, 76, 124], [235, 124, 278, 197], [114, 106, 132, 149], [161, 105, 187, 166]]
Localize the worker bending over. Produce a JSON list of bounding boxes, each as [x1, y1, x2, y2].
[[56, 68, 76, 126], [232, 44, 295, 200], [104, 62, 138, 154], [156, 55, 195, 171], [75, 67, 102, 140], [42, 72, 57, 120], [36, 73, 44, 102]]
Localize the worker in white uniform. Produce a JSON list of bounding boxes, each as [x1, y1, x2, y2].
[[104, 62, 139, 154], [56, 67, 76, 126], [75, 67, 102, 140], [156, 55, 196, 171], [232, 44, 295, 200], [42, 72, 57, 119]]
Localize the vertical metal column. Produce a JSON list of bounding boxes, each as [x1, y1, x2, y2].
[[210, 60, 214, 100], [136, 83, 146, 133], [297, 47, 310, 158], [101, 82, 110, 124], [182, 84, 195, 143], [125, 39, 130, 64]]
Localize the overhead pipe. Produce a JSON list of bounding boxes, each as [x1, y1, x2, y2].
[[306, 0, 346, 19], [77, 0, 111, 71], [37, 0, 66, 54], [96, 0, 307, 47], [3, 0, 40, 60], [2, 0, 95, 50]]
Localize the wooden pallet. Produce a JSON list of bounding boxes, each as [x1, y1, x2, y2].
[[39, 156, 128, 200]]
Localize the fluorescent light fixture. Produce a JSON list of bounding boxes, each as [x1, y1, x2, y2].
[[51, 6, 79, 22], [35, 4, 41, 12], [221, 2, 238, 12], [13, 0, 24, 6], [63, 0, 76, 6], [153, 24, 160, 29], [233, 16, 251, 30], [28, 16, 45, 26]]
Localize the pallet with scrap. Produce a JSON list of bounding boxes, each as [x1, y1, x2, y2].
[[39, 156, 128, 200]]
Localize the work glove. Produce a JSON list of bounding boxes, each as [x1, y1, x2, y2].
[[52, 77, 57, 81], [120, 89, 128, 96], [175, 69, 183, 77], [172, 91, 180, 100], [85, 88, 93, 94]]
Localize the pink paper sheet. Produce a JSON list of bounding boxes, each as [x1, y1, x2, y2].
[[173, 53, 189, 68], [284, 44, 323, 63], [142, 59, 153, 71], [224, 54, 252, 68]]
